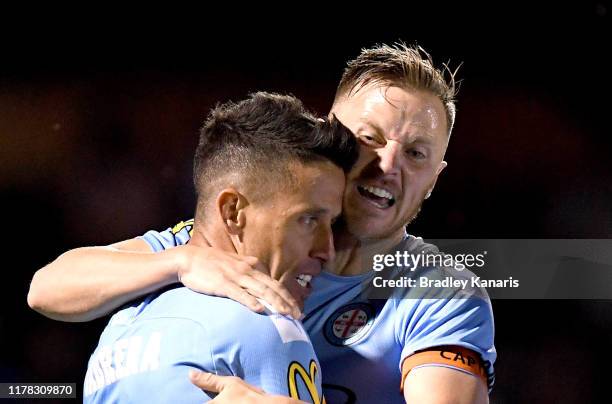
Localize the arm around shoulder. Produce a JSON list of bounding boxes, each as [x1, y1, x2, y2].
[[27, 237, 181, 321]]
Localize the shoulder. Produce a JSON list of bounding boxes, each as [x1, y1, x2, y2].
[[144, 287, 263, 324], [138, 219, 194, 252], [391, 235, 491, 300], [139, 290, 311, 345], [401, 234, 440, 254]]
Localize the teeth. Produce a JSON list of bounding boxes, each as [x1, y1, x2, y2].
[[296, 274, 312, 288], [363, 186, 394, 200]]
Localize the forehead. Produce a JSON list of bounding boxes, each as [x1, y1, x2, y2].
[[278, 161, 345, 213], [335, 85, 448, 143]]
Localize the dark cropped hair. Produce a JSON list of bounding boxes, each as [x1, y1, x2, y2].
[[193, 92, 358, 210]]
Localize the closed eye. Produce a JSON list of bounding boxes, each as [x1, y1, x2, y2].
[[358, 133, 384, 148]]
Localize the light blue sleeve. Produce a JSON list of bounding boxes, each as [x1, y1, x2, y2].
[[138, 219, 194, 252], [204, 301, 323, 403], [397, 295, 496, 388]]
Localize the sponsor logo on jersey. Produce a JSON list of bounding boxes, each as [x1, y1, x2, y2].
[[287, 359, 324, 404]]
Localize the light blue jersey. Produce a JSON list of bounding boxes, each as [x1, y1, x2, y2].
[[134, 220, 496, 403], [84, 262, 323, 403], [303, 265, 495, 402]]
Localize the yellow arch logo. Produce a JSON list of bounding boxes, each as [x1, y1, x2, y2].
[[287, 360, 325, 404]]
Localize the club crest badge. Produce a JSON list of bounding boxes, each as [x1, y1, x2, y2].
[[324, 302, 375, 346]]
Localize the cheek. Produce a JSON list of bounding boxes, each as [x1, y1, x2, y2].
[[275, 226, 303, 258], [292, 228, 318, 262], [243, 213, 277, 257], [399, 171, 435, 200]]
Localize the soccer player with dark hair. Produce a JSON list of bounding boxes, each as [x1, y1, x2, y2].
[[83, 92, 357, 403]]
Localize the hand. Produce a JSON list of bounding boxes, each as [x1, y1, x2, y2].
[[189, 370, 307, 404], [173, 244, 301, 319]]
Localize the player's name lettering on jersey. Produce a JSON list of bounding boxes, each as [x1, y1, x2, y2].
[[84, 332, 162, 396]]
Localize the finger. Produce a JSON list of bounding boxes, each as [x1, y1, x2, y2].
[[237, 273, 293, 316], [224, 285, 265, 313], [190, 370, 267, 396], [229, 260, 291, 306], [248, 271, 302, 319], [240, 255, 261, 267], [189, 370, 225, 393], [243, 260, 302, 319], [234, 275, 289, 310], [238, 256, 273, 277]]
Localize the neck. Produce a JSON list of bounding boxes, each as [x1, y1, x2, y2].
[[190, 220, 238, 254], [328, 225, 405, 276]]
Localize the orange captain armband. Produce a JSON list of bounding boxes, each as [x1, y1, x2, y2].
[[400, 346, 488, 392]]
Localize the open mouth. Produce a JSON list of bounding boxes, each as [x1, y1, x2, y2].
[[357, 185, 396, 208], [295, 274, 312, 289]]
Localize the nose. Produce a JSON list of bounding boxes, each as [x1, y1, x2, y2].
[[376, 141, 401, 176], [311, 224, 335, 268]]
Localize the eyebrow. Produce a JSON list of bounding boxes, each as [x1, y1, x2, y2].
[[303, 208, 330, 216], [361, 119, 435, 145], [410, 136, 435, 145], [308, 207, 343, 220]]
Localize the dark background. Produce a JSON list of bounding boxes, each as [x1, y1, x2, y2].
[[1, 4, 611, 403]]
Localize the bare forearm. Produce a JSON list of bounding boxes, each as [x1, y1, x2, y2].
[[403, 367, 488, 404], [28, 240, 180, 322], [28, 236, 301, 322]]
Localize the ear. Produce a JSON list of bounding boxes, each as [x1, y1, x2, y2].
[[216, 188, 248, 235], [425, 161, 447, 199]]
